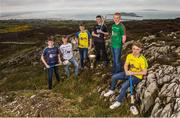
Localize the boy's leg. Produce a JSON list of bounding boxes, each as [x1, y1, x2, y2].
[[54, 66, 60, 82], [101, 42, 109, 65], [69, 57, 79, 77], [110, 72, 127, 90], [64, 65, 70, 79], [94, 42, 101, 63], [83, 48, 88, 66], [112, 48, 122, 74], [47, 67, 53, 89], [117, 76, 141, 103], [104, 72, 127, 97], [79, 48, 84, 68]]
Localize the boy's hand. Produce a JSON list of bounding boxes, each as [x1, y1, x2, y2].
[[122, 38, 126, 44], [122, 35, 126, 44], [126, 71, 134, 75], [88, 46, 92, 50], [46, 64, 50, 68], [98, 30, 104, 34], [59, 61, 62, 65]]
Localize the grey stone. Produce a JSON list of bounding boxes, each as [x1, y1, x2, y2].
[[141, 82, 158, 113], [177, 66, 180, 74], [160, 103, 172, 117]]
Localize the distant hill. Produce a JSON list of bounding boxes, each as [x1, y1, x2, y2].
[[107, 12, 142, 17]]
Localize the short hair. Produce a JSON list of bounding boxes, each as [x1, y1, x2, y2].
[[79, 23, 85, 27], [96, 15, 102, 19], [132, 41, 143, 49], [47, 36, 54, 41], [62, 35, 68, 39], [114, 12, 121, 17]]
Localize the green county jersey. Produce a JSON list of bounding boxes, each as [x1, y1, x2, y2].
[[111, 23, 125, 48]]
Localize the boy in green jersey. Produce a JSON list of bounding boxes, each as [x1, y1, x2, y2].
[[111, 12, 126, 74]]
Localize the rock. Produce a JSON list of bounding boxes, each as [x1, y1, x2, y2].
[[151, 102, 160, 116], [30, 95, 36, 99], [175, 47, 180, 53], [141, 82, 158, 113], [0, 90, 78, 117], [146, 73, 156, 86], [177, 66, 180, 74], [157, 75, 171, 85], [160, 103, 172, 117]]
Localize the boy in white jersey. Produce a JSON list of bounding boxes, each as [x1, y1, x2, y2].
[[59, 35, 79, 79]]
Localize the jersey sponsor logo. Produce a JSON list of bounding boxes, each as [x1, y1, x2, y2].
[[112, 31, 118, 36], [49, 54, 57, 58], [112, 27, 120, 30]]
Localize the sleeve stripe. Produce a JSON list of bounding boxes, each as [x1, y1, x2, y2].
[[141, 55, 148, 68]]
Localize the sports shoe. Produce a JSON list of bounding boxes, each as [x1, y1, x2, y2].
[[104, 90, 114, 97], [130, 105, 139, 115], [110, 101, 121, 109]]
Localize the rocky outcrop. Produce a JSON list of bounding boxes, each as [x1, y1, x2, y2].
[[0, 90, 78, 117], [98, 31, 180, 117]]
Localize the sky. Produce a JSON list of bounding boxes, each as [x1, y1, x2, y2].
[[1, 0, 180, 14]]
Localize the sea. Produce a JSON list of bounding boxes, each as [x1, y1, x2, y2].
[[0, 10, 180, 21]]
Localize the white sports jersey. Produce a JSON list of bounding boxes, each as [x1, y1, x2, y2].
[[59, 43, 73, 60]]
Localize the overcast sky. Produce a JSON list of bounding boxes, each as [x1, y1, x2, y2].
[[1, 0, 180, 14]]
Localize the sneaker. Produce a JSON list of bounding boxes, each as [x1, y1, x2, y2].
[[130, 105, 139, 115], [104, 90, 114, 97], [110, 101, 121, 109]]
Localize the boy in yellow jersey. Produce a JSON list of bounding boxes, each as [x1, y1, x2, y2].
[[104, 41, 148, 109], [75, 23, 92, 69]]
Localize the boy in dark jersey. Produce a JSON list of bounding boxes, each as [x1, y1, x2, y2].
[[92, 15, 109, 66], [41, 37, 61, 89], [111, 12, 126, 74]]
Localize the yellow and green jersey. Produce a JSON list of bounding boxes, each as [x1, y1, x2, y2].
[[125, 54, 148, 79], [75, 31, 91, 48], [111, 23, 125, 48]]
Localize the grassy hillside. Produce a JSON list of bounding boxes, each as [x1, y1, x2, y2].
[[0, 19, 179, 117]]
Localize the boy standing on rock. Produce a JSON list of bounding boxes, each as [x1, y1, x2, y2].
[[111, 12, 126, 74], [41, 37, 61, 90], [59, 35, 79, 79], [104, 41, 148, 110]]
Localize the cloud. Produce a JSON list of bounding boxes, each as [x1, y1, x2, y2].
[[1, 0, 180, 14]]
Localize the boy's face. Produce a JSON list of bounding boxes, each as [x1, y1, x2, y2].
[[113, 15, 121, 24], [62, 37, 68, 43], [96, 17, 102, 24], [132, 45, 142, 55], [47, 40, 54, 46], [79, 26, 85, 31]]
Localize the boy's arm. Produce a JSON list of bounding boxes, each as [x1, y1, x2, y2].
[[92, 31, 100, 38], [99, 26, 109, 35], [124, 62, 129, 75], [99, 30, 109, 35], [130, 69, 147, 76], [41, 54, 49, 68], [124, 61, 147, 76], [58, 54, 62, 64], [89, 38, 92, 49], [122, 24, 126, 44], [75, 37, 78, 44], [122, 35, 126, 44]]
